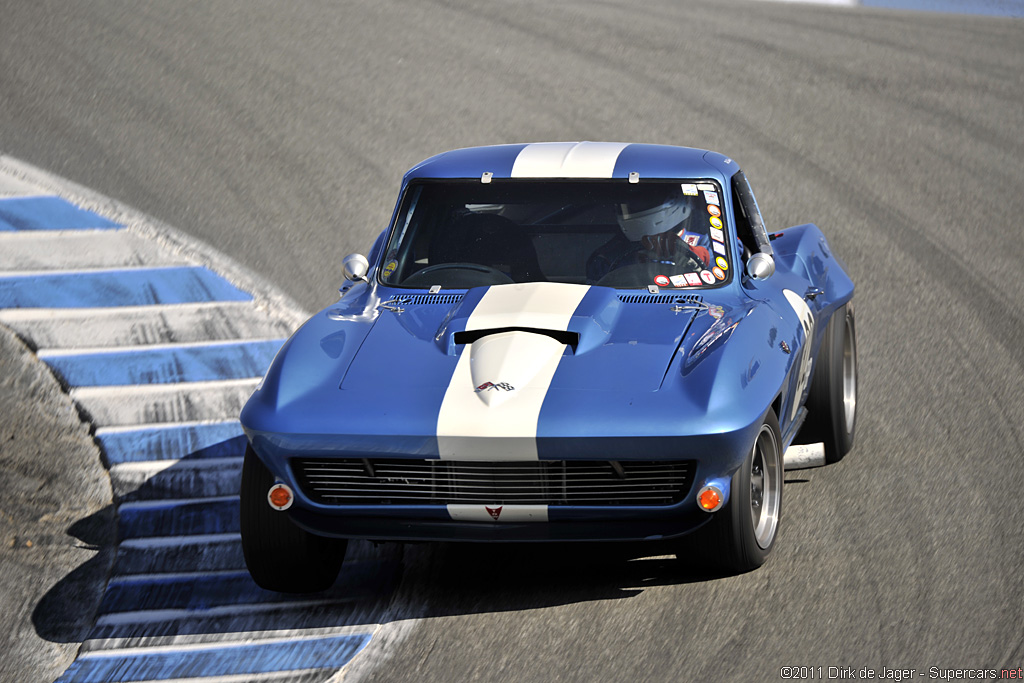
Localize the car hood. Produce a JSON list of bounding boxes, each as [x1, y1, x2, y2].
[[340, 282, 697, 394], [242, 281, 769, 461]]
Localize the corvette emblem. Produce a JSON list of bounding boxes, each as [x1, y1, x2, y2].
[[475, 381, 515, 393], [485, 505, 503, 520]]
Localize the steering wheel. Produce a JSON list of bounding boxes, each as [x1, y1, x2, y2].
[[402, 262, 514, 288], [595, 262, 667, 288], [646, 240, 708, 272], [597, 240, 706, 281]]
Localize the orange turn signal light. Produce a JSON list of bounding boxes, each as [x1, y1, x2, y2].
[[697, 485, 724, 512], [268, 483, 294, 511]]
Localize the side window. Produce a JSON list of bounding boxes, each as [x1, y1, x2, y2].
[[731, 177, 756, 259], [731, 170, 770, 260]]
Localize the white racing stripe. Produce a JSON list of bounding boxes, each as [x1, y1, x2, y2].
[[74, 379, 260, 400], [436, 282, 589, 463], [437, 333, 564, 460], [79, 627, 375, 658], [94, 417, 243, 436], [111, 457, 242, 474], [62, 671, 335, 683], [80, 623, 374, 654], [0, 300, 257, 320], [71, 379, 259, 428], [38, 337, 285, 358], [118, 494, 237, 512], [107, 569, 251, 586], [511, 142, 629, 178], [118, 533, 240, 549], [94, 599, 356, 627], [463, 281, 590, 332]]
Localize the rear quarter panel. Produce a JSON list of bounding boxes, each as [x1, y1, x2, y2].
[[746, 223, 855, 437]]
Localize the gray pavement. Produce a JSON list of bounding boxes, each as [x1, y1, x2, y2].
[[1, 0, 1023, 681], [0, 325, 114, 683]]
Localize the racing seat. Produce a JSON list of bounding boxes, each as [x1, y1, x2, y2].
[[430, 213, 544, 282]]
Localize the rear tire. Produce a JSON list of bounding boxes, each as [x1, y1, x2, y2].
[[805, 303, 857, 463], [240, 445, 347, 593]]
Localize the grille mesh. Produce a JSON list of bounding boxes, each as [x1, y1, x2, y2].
[[293, 459, 694, 506]]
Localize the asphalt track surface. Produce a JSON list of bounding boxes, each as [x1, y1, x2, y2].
[[2, 1, 1023, 681]]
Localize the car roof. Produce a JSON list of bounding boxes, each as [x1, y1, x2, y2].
[[404, 142, 738, 183]]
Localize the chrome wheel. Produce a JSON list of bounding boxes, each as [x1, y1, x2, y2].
[[682, 409, 783, 572], [750, 423, 781, 549], [842, 313, 857, 431]]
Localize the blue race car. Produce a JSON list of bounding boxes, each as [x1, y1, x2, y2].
[[240, 142, 857, 592]]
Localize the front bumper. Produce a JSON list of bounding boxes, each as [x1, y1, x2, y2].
[[247, 418, 763, 545], [286, 500, 716, 543], [278, 456, 730, 543]]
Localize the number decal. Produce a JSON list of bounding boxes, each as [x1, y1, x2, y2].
[[783, 290, 816, 424]]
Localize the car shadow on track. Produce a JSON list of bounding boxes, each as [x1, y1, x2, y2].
[[386, 538, 737, 621], [33, 451, 808, 654], [31, 443, 404, 648], [30, 507, 117, 645]]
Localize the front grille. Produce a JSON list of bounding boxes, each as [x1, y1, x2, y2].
[[293, 459, 694, 506]]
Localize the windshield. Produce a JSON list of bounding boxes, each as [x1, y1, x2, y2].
[[379, 180, 733, 290]]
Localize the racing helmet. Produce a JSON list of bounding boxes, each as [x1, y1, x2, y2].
[[616, 190, 693, 241]]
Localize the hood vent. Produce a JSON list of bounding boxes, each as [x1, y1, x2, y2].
[[618, 294, 703, 305], [393, 293, 464, 306]]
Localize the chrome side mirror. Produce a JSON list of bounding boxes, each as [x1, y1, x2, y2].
[[342, 253, 369, 283], [746, 252, 775, 281]]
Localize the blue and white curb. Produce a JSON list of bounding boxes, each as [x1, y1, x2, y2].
[[0, 156, 399, 682]]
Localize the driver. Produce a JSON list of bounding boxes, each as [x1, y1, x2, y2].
[[587, 189, 710, 283]]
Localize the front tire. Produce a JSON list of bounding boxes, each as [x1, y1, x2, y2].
[[681, 409, 783, 573], [805, 303, 857, 463], [240, 445, 347, 593]]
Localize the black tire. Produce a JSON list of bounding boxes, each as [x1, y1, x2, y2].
[[240, 445, 347, 593], [805, 303, 857, 463], [679, 409, 783, 573]]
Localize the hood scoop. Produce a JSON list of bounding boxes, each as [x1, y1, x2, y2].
[[465, 330, 568, 407], [454, 326, 579, 352]]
